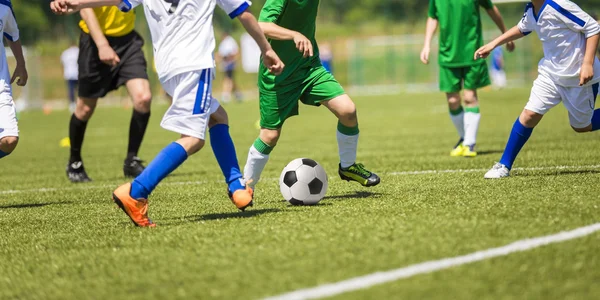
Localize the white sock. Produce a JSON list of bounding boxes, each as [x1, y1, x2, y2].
[[449, 110, 465, 139], [337, 130, 358, 168], [463, 109, 481, 146], [243, 145, 270, 188]]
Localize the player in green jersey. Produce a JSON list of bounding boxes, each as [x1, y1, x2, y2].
[[243, 0, 380, 190], [421, 0, 514, 157]]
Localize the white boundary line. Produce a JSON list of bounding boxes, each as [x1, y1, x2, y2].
[[2, 164, 599, 195], [264, 223, 600, 300]]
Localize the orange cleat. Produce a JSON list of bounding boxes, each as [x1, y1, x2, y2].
[[112, 183, 156, 227], [228, 184, 254, 211]]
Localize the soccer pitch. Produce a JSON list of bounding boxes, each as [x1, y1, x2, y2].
[[1, 88, 600, 299]]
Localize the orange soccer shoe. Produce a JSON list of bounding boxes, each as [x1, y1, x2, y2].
[[228, 184, 254, 211], [112, 183, 155, 227]]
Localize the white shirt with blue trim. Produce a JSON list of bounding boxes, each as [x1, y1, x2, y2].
[[119, 0, 251, 82], [518, 0, 600, 87], [0, 0, 18, 93]]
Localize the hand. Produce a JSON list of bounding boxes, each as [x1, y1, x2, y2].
[[292, 33, 313, 58], [420, 46, 430, 64], [50, 0, 80, 15], [11, 64, 28, 87], [98, 44, 120, 67], [506, 41, 515, 52], [474, 43, 495, 60], [579, 63, 594, 86], [262, 49, 285, 75]]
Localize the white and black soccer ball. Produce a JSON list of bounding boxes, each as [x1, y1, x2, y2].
[[279, 158, 328, 205]]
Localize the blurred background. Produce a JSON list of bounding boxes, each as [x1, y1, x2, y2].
[[10, 0, 600, 110]]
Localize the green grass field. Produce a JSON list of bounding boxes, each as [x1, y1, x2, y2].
[[1, 88, 600, 299]]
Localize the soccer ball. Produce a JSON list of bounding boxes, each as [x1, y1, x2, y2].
[[279, 158, 328, 205]]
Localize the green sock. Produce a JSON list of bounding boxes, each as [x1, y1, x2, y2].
[[253, 138, 273, 155], [464, 106, 480, 114], [337, 122, 359, 136], [449, 106, 464, 116]]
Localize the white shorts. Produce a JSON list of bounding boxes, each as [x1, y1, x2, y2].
[[0, 92, 18, 139], [525, 74, 599, 129], [160, 69, 220, 140]]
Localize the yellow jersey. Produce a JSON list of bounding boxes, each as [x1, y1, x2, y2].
[[79, 6, 135, 37]]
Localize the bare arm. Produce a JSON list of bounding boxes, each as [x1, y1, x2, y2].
[[420, 17, 438, 64], [259, 22, 313, 57], [579, 33, 599, 85], [474, 26, 524, 60], [80, 8, 120, 66], [486, 6, 515, 52], [51, 0, 121, 14], [237, 11, 284, 75], [6, 39, 27, 86]]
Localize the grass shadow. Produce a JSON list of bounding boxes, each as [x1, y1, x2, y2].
[[160, 208, 282, 225], [515, 169, 600, 177], [323, 191, 384, 200], [0, 201, 72, 210], [476, 150, 504, 156]]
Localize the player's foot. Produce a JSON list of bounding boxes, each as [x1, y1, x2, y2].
[[66, 160, 92, 183], [484, 162, 510, 179], [462, 144, 477, 157], [112, 182, 155, 227], [123, 156, 146, 178], [228, 179, 254, 211], [338, 163, 380, 187], [450, 139, 465, 157]]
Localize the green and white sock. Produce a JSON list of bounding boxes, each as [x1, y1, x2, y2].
[[337, 122, 359, 169], [449, 106, 465, 139], [463, 106, 480, 146], [243, 138, 273, 188]]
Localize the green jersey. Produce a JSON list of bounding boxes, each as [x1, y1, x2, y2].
[[258, 0, 321, 91], [428, 0, 494, 67]]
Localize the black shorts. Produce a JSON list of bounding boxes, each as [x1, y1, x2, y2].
[[78, 30, 148, 99]]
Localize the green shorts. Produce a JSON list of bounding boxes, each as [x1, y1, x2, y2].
[[439, 63, 490, 93], [259, 66, 345, 129]]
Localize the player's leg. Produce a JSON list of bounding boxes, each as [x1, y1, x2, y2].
[[564, 83, 600, 133], [485, 75, 559, 179], [112, 70, 212, 226], [221, 70, 233, 103], [462, 63, 490, 157], [304, 67, 379, 187], [123, 78, 152, 177], [0, 94, 19, 158], [67, 96, 97, 182], [67, 80, 77, 112], [208, 105, 253, 210], [243, 88, 298, 188], [440, 66, 466, 156]]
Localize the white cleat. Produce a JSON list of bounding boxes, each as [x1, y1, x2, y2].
[[484, 163, 510, 179]]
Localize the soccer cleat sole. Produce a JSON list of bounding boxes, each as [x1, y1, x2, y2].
[[339, 172, 381, 187]]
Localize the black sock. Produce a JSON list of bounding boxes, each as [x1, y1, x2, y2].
[[127, 110, 150, 160], [69, 114, 88, 163]]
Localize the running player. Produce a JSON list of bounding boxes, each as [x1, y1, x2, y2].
[[51, 0, 284, 227], [243, 0, 380, 190], [476, 0, 600, 178], [421, 0, 514, 157], [0, 1, 27, 160], [67, 5, 153, 182]]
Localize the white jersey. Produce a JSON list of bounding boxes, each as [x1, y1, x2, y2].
[[0, 1, 19, 94], [119, 0, 251, 82], [61, 46, 79, 80], [518, 0, 600, 87]]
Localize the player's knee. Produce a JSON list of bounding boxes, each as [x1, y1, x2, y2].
[[75, 103, 96, 120], [0, 136, 19, 153], [260, 129, 280, 146], [446, 94, 461, 108], [209, 106, 229, 127], [133, 92, 152, 112], [338, 101, 357, 122]]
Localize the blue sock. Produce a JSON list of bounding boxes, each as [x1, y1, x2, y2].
[[499, 118, 534, 170], [130, 142, 188, 199], [0, 150, 8, 159], [591, 109, 600, 131], [209, 124, 244, 193]]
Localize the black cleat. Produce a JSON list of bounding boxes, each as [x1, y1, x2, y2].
[[123, 156, 146, 178], [66, 161, 92, 183], [338, 163, 381, 187]]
